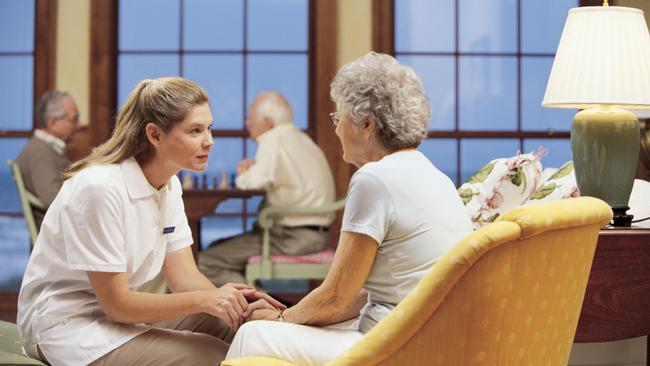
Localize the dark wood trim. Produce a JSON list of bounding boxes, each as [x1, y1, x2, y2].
[[89, 0, 118, 147], [311, 0, 347, 246], [427, 130, 571, 139], [372, 0, 394, 54], [34, 0, 57, 124], [0, 131, 34, 138], [0, 292, 18, 322], [311, 0, 347, 195], [580, 0, 607, 6]]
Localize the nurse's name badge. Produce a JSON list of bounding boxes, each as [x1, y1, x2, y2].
[[162, 226, 175, 235]]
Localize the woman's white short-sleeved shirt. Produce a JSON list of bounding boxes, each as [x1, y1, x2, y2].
[[17, 157, 193, 366], [341, 150, 473, 333]]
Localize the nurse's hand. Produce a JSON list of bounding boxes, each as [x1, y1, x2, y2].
[[235, 287, 287, 311], [244, 298, 279, 321], [200, 283, 249, 329]]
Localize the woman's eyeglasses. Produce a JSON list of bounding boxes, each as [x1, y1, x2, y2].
[[329, 112, 340, 127]]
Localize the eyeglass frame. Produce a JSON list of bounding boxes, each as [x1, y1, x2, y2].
[[329, 112, 340, 127]]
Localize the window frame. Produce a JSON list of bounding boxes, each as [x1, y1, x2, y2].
[[0, 0, 57, 321], [371, 0, 602, 184], [90, 0, 341, 247]]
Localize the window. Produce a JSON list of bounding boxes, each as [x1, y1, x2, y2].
[[381, 0, 577, 184], [0, 0, 55, 292], [117, 0, 311, 249]]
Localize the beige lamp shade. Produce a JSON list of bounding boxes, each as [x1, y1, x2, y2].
[[542, 6, 650, 110]]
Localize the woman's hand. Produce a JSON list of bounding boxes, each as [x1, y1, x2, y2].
[[244, 299, 280, 321], [198, 283, 249, 330], [247, 307, 281, 322], [240, 289, 287, 311]]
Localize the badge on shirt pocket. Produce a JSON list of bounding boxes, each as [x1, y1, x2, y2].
[[162, 226, 175, 235]]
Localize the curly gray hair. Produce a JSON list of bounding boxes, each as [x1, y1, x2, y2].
[[330, 52, 430, 149]]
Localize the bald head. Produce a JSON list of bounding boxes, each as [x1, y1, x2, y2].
[[245, 91, 294, 142], [252, 91, 293, 126]]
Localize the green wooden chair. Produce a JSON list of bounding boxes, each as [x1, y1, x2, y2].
[[6, 160, 45, 247], [245, 198, 346, 286], [0, 320, 46, 365]]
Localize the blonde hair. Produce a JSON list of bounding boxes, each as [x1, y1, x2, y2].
[[64, 77, 208, 179]]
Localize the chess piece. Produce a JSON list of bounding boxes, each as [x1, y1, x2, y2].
[[230, 173, 236, 189], [193, 175, 199, 190], [182, 172, 192, 190], [201, 174, 208, 190], [220, 169, 228, 190]]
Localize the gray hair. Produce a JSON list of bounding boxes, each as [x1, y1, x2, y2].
[[35, 90, 73, 128], [254, 91, 293, 126], [330, 52, 431, 149]]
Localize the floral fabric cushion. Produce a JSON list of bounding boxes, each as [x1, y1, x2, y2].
[[458, 150, 544, 228], [525, 161, 579, 204]]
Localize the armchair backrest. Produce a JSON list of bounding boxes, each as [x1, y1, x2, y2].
[[7, 159, 45, 247], [331, 197, 612, 366]]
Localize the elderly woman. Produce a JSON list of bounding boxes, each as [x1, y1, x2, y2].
[[225, 52, 473, 365]]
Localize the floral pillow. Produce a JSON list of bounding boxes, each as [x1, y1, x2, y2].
[[458, 150, 544, 228], [525, 161, 579, 204]]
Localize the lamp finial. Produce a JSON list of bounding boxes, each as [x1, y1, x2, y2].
[[603, 0, 609, 6]]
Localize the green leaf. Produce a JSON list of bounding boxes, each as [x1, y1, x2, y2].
[[530, 183, 558, 200], [510, 169, 523, 186], [483, 213, 500, 223], [550, 162, 574, 180], [458, 187, 477, 205], [467, 162, 495, 184]]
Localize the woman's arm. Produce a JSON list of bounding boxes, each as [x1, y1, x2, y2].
[[163, 246, 219, 292], [250, 231, 377, 326], [87, 270, 248, 329], [163, 246, 286, 309]]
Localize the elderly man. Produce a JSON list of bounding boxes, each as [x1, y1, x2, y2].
[[16, 90, 81, 228], [199, 91, 336, 287]]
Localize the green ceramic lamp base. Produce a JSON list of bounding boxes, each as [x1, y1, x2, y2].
[[571, 107, 640, 227]]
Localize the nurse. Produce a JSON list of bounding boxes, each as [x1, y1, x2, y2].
[[17, 77, 284, 366]]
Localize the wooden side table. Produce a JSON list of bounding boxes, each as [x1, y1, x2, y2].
[[574, 227, 650, 365]]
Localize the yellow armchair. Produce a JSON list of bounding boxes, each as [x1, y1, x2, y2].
[[223, 197, 612, 366]]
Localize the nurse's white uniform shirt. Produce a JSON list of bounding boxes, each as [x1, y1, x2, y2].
[[17, 157, 193, 366]]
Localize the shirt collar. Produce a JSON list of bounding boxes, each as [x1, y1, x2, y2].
[[34, 129, 66, 155], [257, 123, 295, 143], [120, 157, 172, 199]]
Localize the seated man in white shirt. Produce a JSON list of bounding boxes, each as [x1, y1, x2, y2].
[[199, 91, 336, 287], [16, 90, 81, 229]]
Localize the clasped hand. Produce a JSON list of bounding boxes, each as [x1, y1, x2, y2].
[[201, 283, 285, 330]]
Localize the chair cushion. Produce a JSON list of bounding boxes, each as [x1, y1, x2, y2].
[[457, 150, 544, 228], [0, 320, 46, 365], [247, 249, 334, 264], [525, 161, 579, 204]]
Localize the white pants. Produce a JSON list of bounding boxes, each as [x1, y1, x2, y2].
[[225, 318, 364, 366]]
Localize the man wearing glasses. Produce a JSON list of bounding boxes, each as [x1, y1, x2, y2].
[[16, 90, 82, 229], [199, 91, 336, 287]]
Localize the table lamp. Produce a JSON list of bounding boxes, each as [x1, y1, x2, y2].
[[542, 2, 650, 226]]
